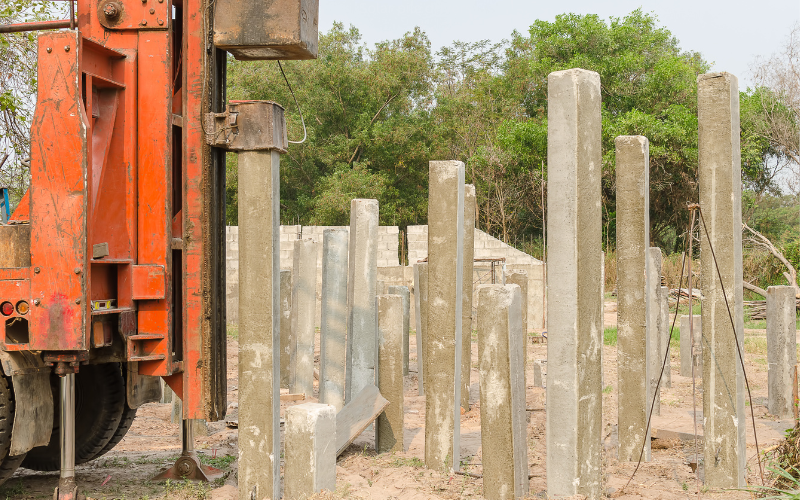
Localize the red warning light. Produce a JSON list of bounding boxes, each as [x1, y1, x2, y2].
[[0, 302, 13, 316]]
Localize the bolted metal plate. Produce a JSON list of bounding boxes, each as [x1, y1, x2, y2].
[[213, 0, 319, 61], [96, 0, 169, 31]]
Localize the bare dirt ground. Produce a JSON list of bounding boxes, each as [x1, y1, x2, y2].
[[0, 298, 792, 499]]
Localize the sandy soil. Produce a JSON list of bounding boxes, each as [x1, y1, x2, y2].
[[0, 298, 792, 499]]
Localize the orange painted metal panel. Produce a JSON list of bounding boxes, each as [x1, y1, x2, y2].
[[29, 31, 89, 352], [131, 265, 166, 300], [135, 28, 173, 376], [8, 190, 29, 222], [0, 279, 30, 299]]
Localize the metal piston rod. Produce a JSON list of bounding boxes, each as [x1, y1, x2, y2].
[[55, 373, 78, 500]]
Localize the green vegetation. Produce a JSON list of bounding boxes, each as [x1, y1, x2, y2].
[[225, 10, 787, 256], [198, 453, 236, 470], [603, 327, 617, 346]]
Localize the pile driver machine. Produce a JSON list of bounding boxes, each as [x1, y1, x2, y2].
[[0, 0, 318, 497]]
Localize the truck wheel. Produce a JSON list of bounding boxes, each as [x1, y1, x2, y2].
[[0, 375, 23, 486], [93, 400, 137, 459], [0, 454, 26, 485], [21, 363, 125, 471]]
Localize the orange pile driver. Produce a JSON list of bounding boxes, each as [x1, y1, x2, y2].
[[0, 0, 318, 498]]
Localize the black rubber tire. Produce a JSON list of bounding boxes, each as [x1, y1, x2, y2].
[[0, 375, 23, 486], [0, 454, 26, 486], [0, 376, 15, 462], [94, 400, 137, 459], [21, 363, 126, 472]]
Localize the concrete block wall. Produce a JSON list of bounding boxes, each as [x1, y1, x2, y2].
[[227, 225, 400, 328], [407, 225, 546, 331]]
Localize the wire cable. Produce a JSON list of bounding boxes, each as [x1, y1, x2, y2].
[[278, 61, 307, 144]]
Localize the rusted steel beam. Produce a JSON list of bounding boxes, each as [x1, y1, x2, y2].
[[0, 20, 71, 33]]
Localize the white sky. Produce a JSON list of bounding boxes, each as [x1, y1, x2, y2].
[[319, 0, 800, 88]]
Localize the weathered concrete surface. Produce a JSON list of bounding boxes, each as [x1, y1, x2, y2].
[[425, 160, 464, 472], [767, 285, 797, 418], [388, 286, 411, 376], [661, 285, 672, 388], [477, 284, 529, 500], [376, 294, 405, 453], [533, 360, 545, 388], [279, 270, 293, 389], [698, 72, 746, 488], [545, 68, 603, 499], [346, 199, 379, 403], [615, 135, 651, 463], [505, 269, 529, 391], [647, 247, 663, 417], [461, 184, 476, 410], [292, 239, 319, 397], [680, 315, 702, 377], [320, 229, 349, 411], [284, 403, 337, 499], [237, 150, 281, 500], [413, 262, 428, 396]]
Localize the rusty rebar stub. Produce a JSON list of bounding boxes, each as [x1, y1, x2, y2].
[[204, 101, 288, 153], [687, 202, 700, 211]]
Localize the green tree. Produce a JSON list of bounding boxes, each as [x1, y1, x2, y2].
[[498, 10, 710, 250], [0, 1, 61, 204], [227, 23, 435, 228]]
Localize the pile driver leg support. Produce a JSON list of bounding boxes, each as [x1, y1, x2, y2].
[[152, 419, 223, 482], [55, 373, 79, 500]]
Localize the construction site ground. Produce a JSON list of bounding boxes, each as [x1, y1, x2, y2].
[[0, 297, 792, 499]]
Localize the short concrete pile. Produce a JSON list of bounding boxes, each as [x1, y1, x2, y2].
[[413, 262, 429, 396], [292, 239, 318, 397], [376, 294, 405, 453], [679, 315, 702, 378], [425, 160, 465, 471], [767, 285, 797, 419], [615, 135, 651, 463], [319, 229, 349, 410], [346, 199, 379, 402], [477, 284, 529, 500], [647, 247, 663, 416], [285, 403, 336, 499]]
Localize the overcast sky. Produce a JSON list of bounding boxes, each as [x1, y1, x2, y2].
[[319, 0, 800, 88]]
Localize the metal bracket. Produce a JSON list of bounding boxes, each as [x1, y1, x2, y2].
[[204, 101, 288, 152], [96, 0, 169, 31]]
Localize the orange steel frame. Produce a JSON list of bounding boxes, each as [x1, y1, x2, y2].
[[2, 0, 226, 420]]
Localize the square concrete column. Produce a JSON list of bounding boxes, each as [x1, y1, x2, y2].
[[661, 286, 672, 388], [680, 315, 702, 377], [280, 269, 293, 389], [767, 285, 797, 418], [388, 285, 411, 376], [320, 229, 349, 411], [477, 284, 529, 500], [292, 239, 319, 397], [545, 68, 603, 499], [376, 294, 405, 453], [506, 269, 529, 389], [647, 247, 663, 416], [425, 160, 464, 472], [284, 403, 336, 499], [413, 262, 428, 396], [346, 199, 379, 402], [614, 135, 651, 463], [238, 150, 281, 500], [699, 72, 746, 488], [461, 184, 476, 410]]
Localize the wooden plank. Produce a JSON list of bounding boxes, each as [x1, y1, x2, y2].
[[280, 393, 305, 402], [335, 385, 389, 456]]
